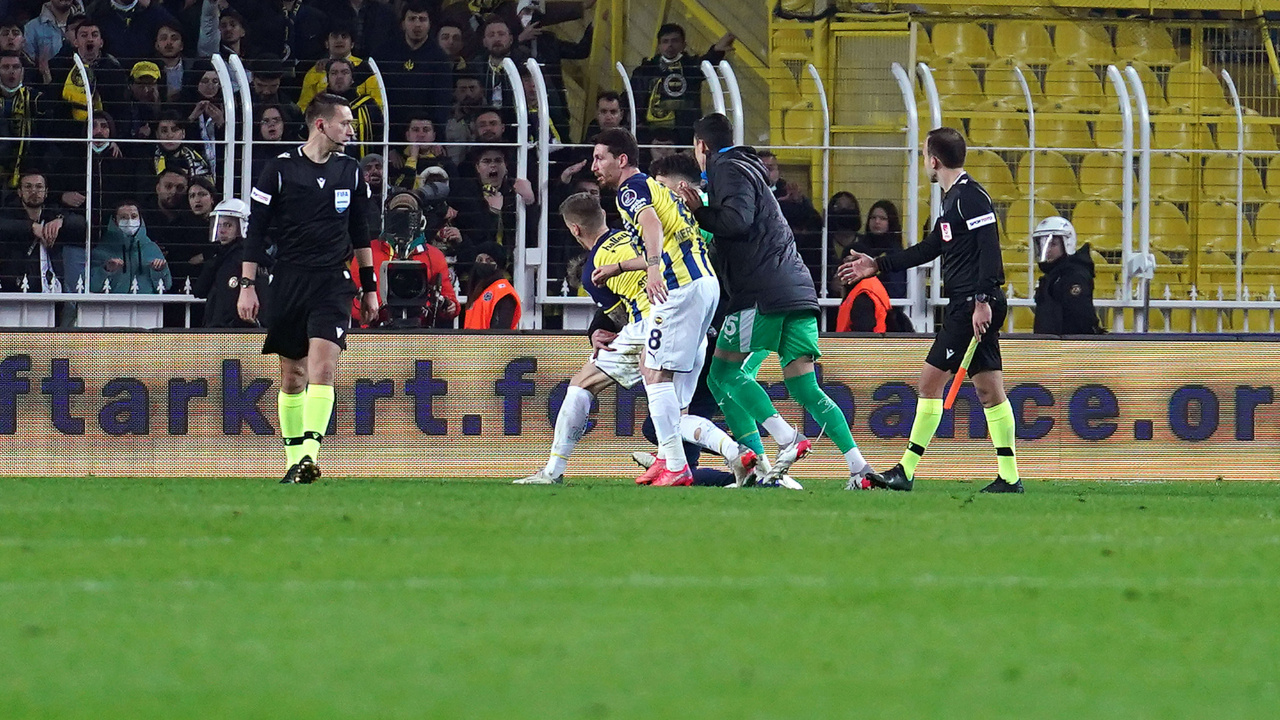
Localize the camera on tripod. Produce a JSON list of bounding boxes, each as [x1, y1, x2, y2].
[[379, 191, 450, 328]]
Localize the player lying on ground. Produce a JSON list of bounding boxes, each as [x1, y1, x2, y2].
[[591, 128, 723, 487], [838, 126, 1022, 494], [674, 113, 875, 490], [514, 193, 755, 486], [238, 93, 380, 484]]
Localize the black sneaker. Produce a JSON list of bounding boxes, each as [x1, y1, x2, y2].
[[869, 463, 913, 492], [980, 477, 1024, 493], [296, 456, 322, 484], [279, 463, 301, 484]]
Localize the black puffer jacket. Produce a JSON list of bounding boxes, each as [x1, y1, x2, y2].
[[1033, 243, 1104, 335], [693, 146, 819, 316]]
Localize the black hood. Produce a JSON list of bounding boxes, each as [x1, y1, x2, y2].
[[708, 145, 768, 180]]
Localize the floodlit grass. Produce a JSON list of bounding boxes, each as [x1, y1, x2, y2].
[[2, 476, 1279, 719]]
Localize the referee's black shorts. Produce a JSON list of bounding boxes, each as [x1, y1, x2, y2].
[[925, 294, 1007, 375], [262, 263, 357, 360]]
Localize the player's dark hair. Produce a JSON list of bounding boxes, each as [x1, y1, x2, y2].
[[306, 92, 350, 126], [597, 90, 621, 105], [648, 152, 700, 184], [593, 128, 639, 168], [657, 23, 685, 41], [926, 126, 966, 169], [560, 192, 605, 231], [692, 113, 734, 153]]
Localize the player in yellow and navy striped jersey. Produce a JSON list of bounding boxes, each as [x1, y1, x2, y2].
[[513, 193, 742, 486], [589, 128, 722, 487]]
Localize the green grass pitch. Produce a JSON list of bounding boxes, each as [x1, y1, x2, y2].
[[3, 476, 1280, 719]]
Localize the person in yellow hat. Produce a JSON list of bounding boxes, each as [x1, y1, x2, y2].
[[120, 60, 162, 142]]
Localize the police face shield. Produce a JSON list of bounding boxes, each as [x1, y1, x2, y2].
[[1034, 233, 1067, 262]]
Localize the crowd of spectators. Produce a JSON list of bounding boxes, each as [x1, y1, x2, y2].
[[0, 0, 894, 333]]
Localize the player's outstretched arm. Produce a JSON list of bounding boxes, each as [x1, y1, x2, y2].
[[877, 223, 944, 273]]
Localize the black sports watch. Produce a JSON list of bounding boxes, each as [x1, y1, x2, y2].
[[974, 293, 990, 304], [238, 276, 256, 288]]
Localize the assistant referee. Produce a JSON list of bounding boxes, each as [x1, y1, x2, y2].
[[838, 127, 1023, 494], [237, 93, 380, 484]]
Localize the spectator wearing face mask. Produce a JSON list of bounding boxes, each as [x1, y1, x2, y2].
[[463, 240, 521, 330], [826, 191, 861, 260], [91, 200, 170, 293]]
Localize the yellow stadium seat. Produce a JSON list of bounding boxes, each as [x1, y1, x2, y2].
[[1114, 24, 1179, 67], [1165, 62, 1233, 115], [1005, 199, 1058, 243], [930, 23, 995, 65], [1266, 156, 1280, 200], [1150, 152, 1193, 203], [1037, 116, 1094, 150], [1253, 203, 1280, 250], [983, 59, 1043, 108], [1093, 117, 1127, 150], [916, 30, 935, 63], [1016, 150, 1081, 202], [969, 108, 1030, 150], [1196, 201, 1254, 256], [1078, 152, 1129, 201], [1201, 154, 1266, 202], [964, 149, 1019, 201], [1151, 121, 1204, 152], [1073, 200, 1123, 253], [930, 59, 985, 111], [1102, 61, 1166, 113], [1151, 202, 1191, 255], [1215, 109, 1280, 154], [1054, 23, 1116, 65], [992, 22, 1056, 65], [1042, 59, 1106, 112]]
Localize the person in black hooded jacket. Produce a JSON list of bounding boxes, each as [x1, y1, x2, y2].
[[675, 112, 876, 489], [1031, 216, 1104, 335], [193, 198, 268, 328]]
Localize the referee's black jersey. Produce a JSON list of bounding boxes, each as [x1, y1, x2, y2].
[[877, 172, 1004, 298], [246, 146, 373, 269]]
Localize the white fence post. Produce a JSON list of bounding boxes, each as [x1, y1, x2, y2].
[[718, 60, 745, 147], [365, 58, 392, 230], [807, 64, 831, 302], [1221, 69, 1246, 301], [227, 54, 254, 202], [210, 55, 237, 200], [891, 62, 924, 325], [526, 58, 552, 328], [1124, 65, 1153, 332], [916, 63, 942, 311], [1105, 65, 1135, 332], [700, 60, 726, 117], [502, 57, 532, 328], [615, 61, 637, 136], [72, 54, 92, 297]]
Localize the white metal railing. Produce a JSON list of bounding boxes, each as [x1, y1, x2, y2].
[[7, 54, 1280, 334]]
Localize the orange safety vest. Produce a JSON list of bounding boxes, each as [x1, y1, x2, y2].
[[464, 278, 522, 329], [837, 276, 891, 333]]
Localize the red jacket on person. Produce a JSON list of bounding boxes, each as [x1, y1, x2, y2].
[[350, 238, 459, 327]]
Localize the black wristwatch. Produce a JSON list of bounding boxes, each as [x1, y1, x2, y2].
[[238, 276, 256, 288], [974, 293, 990, 304]]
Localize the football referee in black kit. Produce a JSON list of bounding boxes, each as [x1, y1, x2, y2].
[[237, 93, 380, 484], [838, 127, 1023, 494]]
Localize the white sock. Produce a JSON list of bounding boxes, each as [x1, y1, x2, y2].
[[646, 382, 687, 472], [544, 385, 593, 477], [762, 414, 798, 447], [679, 414, 739, 460], [844, 446, 871, 476]]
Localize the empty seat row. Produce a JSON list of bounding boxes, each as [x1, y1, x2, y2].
[[957, 114, 1271, 153], [928, 58, 1234, 114], [921, 21, 1179, 68], [994, 199, 1280, 253], [957, 149, 1280, 204]]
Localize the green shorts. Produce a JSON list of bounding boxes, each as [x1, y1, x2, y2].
[[717, 308, 822, 367]]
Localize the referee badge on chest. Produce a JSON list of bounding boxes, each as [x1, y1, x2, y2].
[[335, 188, 351, 213], [940, 222, 953, 242]]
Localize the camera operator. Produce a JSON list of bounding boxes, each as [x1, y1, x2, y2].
[[350, 191, 459, 329]]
